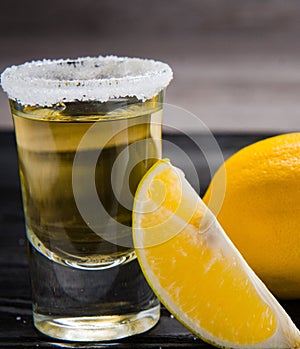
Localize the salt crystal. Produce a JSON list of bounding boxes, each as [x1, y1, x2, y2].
[[1, 56, 173, 106]]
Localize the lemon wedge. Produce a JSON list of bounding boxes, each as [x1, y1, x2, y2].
[[133, 159, 300, 348]]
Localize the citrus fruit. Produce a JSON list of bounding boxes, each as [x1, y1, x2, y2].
[[203, 133, 300, 299], [132, 159, 300, 349]]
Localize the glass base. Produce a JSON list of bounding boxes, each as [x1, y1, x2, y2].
[[33, 305, 160, 341]]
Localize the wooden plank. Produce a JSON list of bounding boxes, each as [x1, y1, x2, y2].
[[0, 132, 299, 348]]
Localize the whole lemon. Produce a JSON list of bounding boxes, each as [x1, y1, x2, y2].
[[203, 133, 300, 299]]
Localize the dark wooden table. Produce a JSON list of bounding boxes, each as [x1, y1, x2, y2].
[[1, 131, 299, 348]]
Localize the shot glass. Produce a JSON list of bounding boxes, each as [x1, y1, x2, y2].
[[1, 56, 172, 341]]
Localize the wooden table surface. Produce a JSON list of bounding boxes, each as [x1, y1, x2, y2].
[[1, 131, 299, 348]]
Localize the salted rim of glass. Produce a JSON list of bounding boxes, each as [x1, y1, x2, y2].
[[0, 56, 173, 106]]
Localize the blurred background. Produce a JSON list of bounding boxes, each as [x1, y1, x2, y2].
[[0, 0, 300, 133]]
